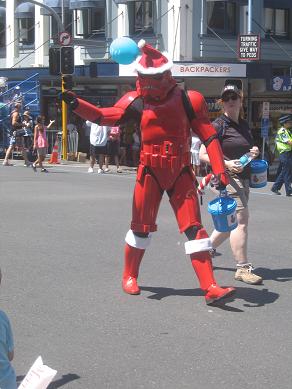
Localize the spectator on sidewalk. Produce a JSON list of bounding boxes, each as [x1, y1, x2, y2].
[[32, 116, 55, 172], [119, 125, 127, 166], [0, 268, 17, 389], [132, 125, 141, 167], [108, 126, 122, 173], [87, 120, 111, 174], [271, 114, 292, 196], [22, 110, 34, 162], [2, 103, 31, 167]]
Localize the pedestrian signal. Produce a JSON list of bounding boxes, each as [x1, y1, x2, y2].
[[60, 46, 75, 75], [49, 47, 60, 75]]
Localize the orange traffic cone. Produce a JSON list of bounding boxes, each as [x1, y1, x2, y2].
[[48, 139, 60, 164]]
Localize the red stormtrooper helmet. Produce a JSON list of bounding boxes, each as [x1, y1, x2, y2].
[[135, 40, 176, 101]]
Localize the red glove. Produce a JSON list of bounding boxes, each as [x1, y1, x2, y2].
[[213, 172, 229, 190]]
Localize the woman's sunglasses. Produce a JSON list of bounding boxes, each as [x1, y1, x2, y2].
[[222, 94, 239, 102]]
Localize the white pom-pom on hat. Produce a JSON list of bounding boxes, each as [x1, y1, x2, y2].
[[138, 39, 146, 49]]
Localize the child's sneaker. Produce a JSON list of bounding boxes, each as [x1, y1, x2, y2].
[[88, 167, 94, 173], [2, 161, 13, 166], [97, 168, 104, 174]]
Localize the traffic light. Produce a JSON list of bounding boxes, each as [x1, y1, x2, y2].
[[60, 46, 75, 75], [62, 74, 73, 90], [49, 47, 60, 75]]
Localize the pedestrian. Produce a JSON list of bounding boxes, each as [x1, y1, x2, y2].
[[271, 114, 292, 196], [22, 110, 34, 163], [200, 82, 262, 285], [32, 116, 55, 172], [108, 126, 122, 173], [2, 103, 31, 166], [131, 125, 141, 167], [190, 134, 202, 176], [118, 125, 127, 166], [0, 269, 17, 389], [62, 40, 234, 305], [87, 120, 111, 174]]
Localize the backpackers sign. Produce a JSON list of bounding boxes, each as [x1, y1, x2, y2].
[[238, 34, 260, 61]]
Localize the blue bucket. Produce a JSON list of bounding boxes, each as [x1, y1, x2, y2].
[[250, 159, 268, 188], [208, 195, 238, 232]]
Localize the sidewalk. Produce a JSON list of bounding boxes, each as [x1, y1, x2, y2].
[[0, 157, 138, 174]]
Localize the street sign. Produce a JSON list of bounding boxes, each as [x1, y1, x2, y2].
[[238, 34, 260, 61], [262, 102, 270, 119], [261, 118, 269, 138], [58, 31, 72, 46]]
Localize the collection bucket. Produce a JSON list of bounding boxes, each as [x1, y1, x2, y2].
[[208, 195, 238, 232], [250, 159, 268, 188]]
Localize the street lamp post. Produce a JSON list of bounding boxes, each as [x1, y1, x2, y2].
[[17, 0, 69, 159], [17, 0, 64, 32]]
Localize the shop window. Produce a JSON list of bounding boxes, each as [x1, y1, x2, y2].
[[18, 18, 35, 45], [207, 1, 236, 35], [0, 20, 5, 48], [74, 8, 105, 38], [264, 8, 289, 38], [129, 1, 154, 35], [272, 67, 290, 76]]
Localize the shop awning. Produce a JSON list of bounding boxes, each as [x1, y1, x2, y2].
[[264, 0, 292, 8], [0, 6, 6, 17], [69, 0, 105, 9], [40, 0, 70, 15], [113, 0, 149, 4], [15, 2, 35, 19], [206, 0, 292, 7]]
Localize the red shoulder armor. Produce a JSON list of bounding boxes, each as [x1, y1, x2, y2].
[[114, 91, 139, 110], [187, 90, 225, 175], [187, 90, 217, 142]]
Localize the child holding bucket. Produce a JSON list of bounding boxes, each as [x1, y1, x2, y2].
[[200, 82, 262, 285]]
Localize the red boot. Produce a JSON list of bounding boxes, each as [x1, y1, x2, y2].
[[122, 244, 145, 295], [205, 284, 235, 305], [191, 252, 235, 304]]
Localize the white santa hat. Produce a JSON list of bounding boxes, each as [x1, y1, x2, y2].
[[134, 40, 173, 75]]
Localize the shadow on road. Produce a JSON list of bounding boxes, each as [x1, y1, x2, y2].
[[16, 373, 80, 388], [140, 285, 279, 312]]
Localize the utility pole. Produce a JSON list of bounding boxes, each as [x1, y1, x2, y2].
[[247, 0, 253, 128], [247, 0, 253, 34]]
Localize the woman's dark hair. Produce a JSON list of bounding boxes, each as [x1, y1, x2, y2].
[[36, 115, 43, 124]]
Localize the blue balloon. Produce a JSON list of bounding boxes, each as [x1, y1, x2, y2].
[[110, 37, 140, 65]]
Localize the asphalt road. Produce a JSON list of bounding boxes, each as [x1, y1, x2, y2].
[[1, 162, 292, 389]]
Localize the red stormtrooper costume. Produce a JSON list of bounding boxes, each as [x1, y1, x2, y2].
[[62, 41, 235, 304]]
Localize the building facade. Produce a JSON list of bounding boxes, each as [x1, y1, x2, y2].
[[0, 0, 292, 155]]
